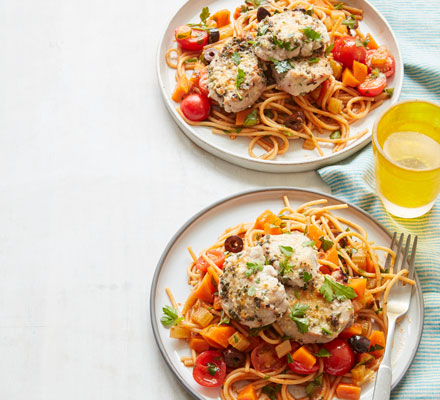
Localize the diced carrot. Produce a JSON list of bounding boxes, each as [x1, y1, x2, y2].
[[335, 383, 361, 400], [264, 222, 282, 235], [347, 278, 366, 298], [339, 323, 363, 340], [368, 330, 385, 357], [171, 74, 190, 102], [291, 346, 316, 368], [365, 33, 379, 50], [188, 71, 200, 88], [212, 295, 222, 310], [352, 61, 368, 83], [189, 337, 210, 353], [323, 246, 339, 266], [237, 384, 257, 400], [233, 7, 241, 20], [201, 325, 236, 348], [193, 270, 216, 303], [342, 68, 361, 87], [307, 225, 324, 248], [236, 109, 253, 126], [210, 9, 231, 28], [365, 255, 375, 273], [255, 209, 277, 229]]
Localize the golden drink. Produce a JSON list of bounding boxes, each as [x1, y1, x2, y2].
[[373, 101, 440, 218]]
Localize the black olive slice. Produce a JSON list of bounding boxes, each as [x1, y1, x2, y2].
[[257, 7, 271, 22], [224, 235, 244, 253]]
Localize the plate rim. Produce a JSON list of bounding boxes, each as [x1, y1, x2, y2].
[[156, 0, 404, 172], [150, 186, 424, 400]]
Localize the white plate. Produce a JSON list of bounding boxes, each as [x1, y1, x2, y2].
[[150, 187, 423, 400], [157, 0, 403, 173]]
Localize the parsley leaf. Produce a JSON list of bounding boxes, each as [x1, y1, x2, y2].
[[245, 261, 263, 277], [369, 344, 384, 352], [302, 240, 315, 247], [218, 310, 230, 325], [248, 285, 256, 296], [236, 68, 245, 89], [308, 57, 320, 64], [232, 52, 241, 65], [314, 348, 331, 357], [243, 109, 259, 126], [293, 288, 300, 300], [270, 58, 293, 74], [303, 271, 313, 283], [319, 236, 334, 252], [325, 43, 334, 56], [322, 327, 332, 335], [184, 57, 197, 63], [279, 259, 295, 276], [289, 303, 310, 333], [330, 130, 341, 139], [301, 26, 322, 41], [334, 2, 344, 10], [306, 5, 314, 15], [272, 35, 294, 50], [279, 245, 293, 258], [200, 7, 210, 26], [160, 305, 183, 327], [207, 362, 219, 376], [320, 276, 357, 303]]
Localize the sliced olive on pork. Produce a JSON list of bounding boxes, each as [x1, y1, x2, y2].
[[204, 48, 219, 64], [224, 235, 244, 253], [257, 7, 271, 22]]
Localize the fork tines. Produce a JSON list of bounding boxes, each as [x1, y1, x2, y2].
[[384, 232, 417, 279]]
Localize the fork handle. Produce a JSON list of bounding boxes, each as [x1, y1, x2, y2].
[[373, 364, 392, 400], [372, 314, 397, 400]]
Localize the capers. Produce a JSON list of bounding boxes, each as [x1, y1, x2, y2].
[[257, 7, 271, 22], [204, 48, 219, 64], [348, 335, 371, 353], [223, 348, 246, 368], [284, 111, 306, 131], [225, 235, 244, 253]]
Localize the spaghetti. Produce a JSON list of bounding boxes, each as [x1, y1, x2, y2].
[[161, 196, 414, 400]]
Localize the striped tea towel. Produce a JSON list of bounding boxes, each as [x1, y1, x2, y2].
[[318, 0, 440, 398]]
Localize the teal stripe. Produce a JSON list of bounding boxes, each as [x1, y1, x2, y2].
[[318, 1, 440, 397]]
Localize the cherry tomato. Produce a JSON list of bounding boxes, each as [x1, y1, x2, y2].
[[195, 249, 225, 273], [193, 351, 226, 387], [332, 36, 367, 68], [251, 343, 284, 373], [181, 93, 211, 122], [323, 339, 355, 376], [357, 72, 387, 97], [175, 26, 208, 52], [198, 68, 209, 97], [366, 48, 395, 78]]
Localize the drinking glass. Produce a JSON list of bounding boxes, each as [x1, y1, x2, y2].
[[372, 100, 440, 218]]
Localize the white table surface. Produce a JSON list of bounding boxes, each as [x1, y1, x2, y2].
[[0, 1, 329, 398]]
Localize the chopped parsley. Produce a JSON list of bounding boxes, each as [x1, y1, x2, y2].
[[369, 344, 384, 352], [385, 88, 394, 97], [314, 348, 331, 357], [301, 26, 322, 41], [279, 259, 295, 276], [218, 310, 230, 325], [232, 52, 241, 66], [272, 35, 295, 51], [160, 305, 183, 327], [330, 130, 341, 139], [245, 261, 263, 277], [243, 109, 259, 126], [325, 43, 334, 56], [319, 276, 357, 302], [207, 362, 219, 376], [261, 384, 281, 400], [258, 24, 269, 36], [293, 288, 300, 300], [334, 2, 344, 10], [279, 245, 293, 258], [306, 5, 314, 16], [302, 240, 316, 247], [287, 353, 294, 363], [305, 374, 323, 395], [200, 7, 210, 25], [270, 58, 293, 74], [289, 303, 310, 333], [248, 285, 257, 296], [236, 68, 245, 100], [245, 0, 261, 8], [308, 57, 320, 64], [319, 236, 334, 251], [342, 15, 358, 30], [184, 57, 197, 63], [322, 327, 332, 335]]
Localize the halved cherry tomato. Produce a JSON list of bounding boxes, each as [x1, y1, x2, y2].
[[175, 26, 208, 52], [181, 93, 211, 121], [198, 68, 209, 97], [332, 36, 367, 69], [323, 339, 355, 376], [195, 249, 225, 273], [366, 47, 395, 78], [193, 351, 226, 387], [357, 72, 387, 97], [251, 343, 284, 372]]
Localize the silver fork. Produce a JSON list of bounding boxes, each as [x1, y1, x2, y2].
[[372, 233, 418, 400]]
